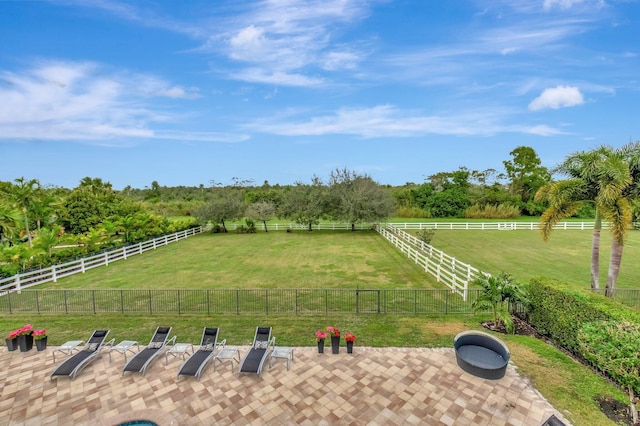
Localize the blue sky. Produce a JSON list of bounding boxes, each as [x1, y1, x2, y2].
[[1, 0, 639, 189]]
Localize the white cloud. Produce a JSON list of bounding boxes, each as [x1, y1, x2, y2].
[[0, 61, 240, 143], [543, 0, 586, 10], [230, 68, 324, 87], [249, 105, 559, 138], [528, 85, 584, 111]]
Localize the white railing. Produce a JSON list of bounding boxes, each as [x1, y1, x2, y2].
[[387, 221, 598, 231], [234, 222, 373, 231], [0, 227, 204, 294], [376, 224, 489, 300]]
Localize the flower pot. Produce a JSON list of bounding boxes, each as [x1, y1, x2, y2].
[[17, 334, 33, 352], [331, 335, 340, 354], [346, 341, 354, 354], [5, 338, 18, 352], [317, 339, 325, 353], [35, 336, 48, 351]]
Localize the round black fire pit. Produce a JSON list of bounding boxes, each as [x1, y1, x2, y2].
[[454, 330, 510, 380]]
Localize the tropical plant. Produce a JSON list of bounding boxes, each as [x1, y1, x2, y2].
[[472, 272, 527, 334], [0, 203, 22, 245], [536, 145, 633, 295], [7, 177, 40, 247]]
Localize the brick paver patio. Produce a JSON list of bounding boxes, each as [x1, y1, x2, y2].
[[0, 345, 570, 425]]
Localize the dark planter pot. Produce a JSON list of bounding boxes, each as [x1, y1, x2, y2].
[[317, 339, 325, 353], [5, 338, 18, 352], [35, 337, 48, 351], [331, 335, 340, 354], [346, 341, 354, 354], [17, 334, 33, 352]]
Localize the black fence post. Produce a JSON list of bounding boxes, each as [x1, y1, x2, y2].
[[148, 290, 152, 314], [236, 289, 240, 315], [35, 290, 40, 314], [177, 290, 181, 315], [92, 290, 96, 314], [265, 289, 269, 314]]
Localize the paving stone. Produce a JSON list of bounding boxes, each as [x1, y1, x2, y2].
[[0, 346, 571, 425]]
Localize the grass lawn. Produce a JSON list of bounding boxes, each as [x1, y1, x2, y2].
[[43, 230, 442, 290], [427, 229, 640, 289]]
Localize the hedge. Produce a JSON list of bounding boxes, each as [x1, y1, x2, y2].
[[526, 277, 640, 355]]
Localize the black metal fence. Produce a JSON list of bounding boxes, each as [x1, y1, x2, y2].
[[592, 288, 640, 311], [1, 288, 485, 315]]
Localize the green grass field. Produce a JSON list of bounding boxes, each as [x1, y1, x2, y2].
[[427, 228, 640, 288], [43, 230, 442, 290]]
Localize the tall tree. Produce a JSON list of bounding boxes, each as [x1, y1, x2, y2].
[[280, 176, 328, 231], [328, 168, 395, 231], [246, 201, 276, 232], [503, 146, 551, 214], [536, 145, 632, 294], [194, 190, 244, 232]]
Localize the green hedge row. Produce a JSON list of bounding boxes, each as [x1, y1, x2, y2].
[[526, 277, 640, 355]]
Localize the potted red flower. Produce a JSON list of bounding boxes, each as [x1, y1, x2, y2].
[[315, 330, 328, 353], [327, 327, 340, 354], [344, 332, 356, 354], [5, 329, 20, 352], [15, 324, 34, 352], [33, 329, 48, 351]]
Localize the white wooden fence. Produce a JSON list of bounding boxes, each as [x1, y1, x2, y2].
[[376, 224, 489, 300], [0, 227, 204, 294], [388, 221, 599, 231]]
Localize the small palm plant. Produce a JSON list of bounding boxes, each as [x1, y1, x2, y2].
[[472, 272, 528, 334]]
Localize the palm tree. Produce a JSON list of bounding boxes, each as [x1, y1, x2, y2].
[[0, 203, 23, 245], [8, 177, 41, 247], [536, 146, 633, 295], [472, 272, 528, 334]]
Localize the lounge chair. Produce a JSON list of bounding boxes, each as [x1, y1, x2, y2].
[[238, 327, 274, 377], [176, 327, 225, 381], [122, 326, 174, 376], [50, 330, 113, 382]]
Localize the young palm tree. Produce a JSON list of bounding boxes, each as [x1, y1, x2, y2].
[[0, 204, 23, 245], [472, 272, 527, 334]]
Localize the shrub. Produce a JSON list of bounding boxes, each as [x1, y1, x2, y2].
[[526, 277, 640, 355], [395, 206, 431, 218]]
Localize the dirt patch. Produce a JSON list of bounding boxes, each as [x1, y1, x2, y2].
[[480, 315, 541, 338], [596, 396, 635, 425]]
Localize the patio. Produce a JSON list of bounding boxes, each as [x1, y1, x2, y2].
[[0, 346, 569, 425]]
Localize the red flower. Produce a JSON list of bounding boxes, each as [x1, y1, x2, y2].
[[315, 331, 328, 342], [327, 326, 340, 337], [344, 332, 356, 342]]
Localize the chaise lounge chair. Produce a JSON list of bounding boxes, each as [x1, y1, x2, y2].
[[238, 326, 274, 377], [50, 330, 112, 382], [122, 326, 174, 377], [176, 327, 225, 381]]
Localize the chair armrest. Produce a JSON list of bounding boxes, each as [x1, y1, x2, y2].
[[166, 336, 177, 346]]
